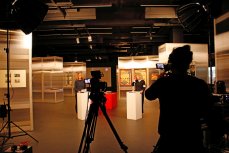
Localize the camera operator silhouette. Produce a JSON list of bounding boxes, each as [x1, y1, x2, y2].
[[145, 45, 213, 153]]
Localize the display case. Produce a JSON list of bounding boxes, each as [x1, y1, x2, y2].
[[32, 56, 64, 103], [32, 71, 64, 103], [32, 56, 63, 71]]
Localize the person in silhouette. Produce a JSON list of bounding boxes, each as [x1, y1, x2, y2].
[[133, 74, 146, 113], [74, 72, 86, 113], [145, 45, 213, 153]]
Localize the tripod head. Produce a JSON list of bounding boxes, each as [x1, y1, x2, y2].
[[90, 70, 107, 93]]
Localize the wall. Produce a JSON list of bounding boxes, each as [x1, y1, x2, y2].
[[158, 43, 209, 82], [0, 29, 33, 131], [118, 55, 159, 98], [215, 12, 229, 92]]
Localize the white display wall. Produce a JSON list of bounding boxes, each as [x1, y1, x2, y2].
[[118, 55, 159, 98], [215, 12, 229, 92], [158, 43, 209, 82], [0, 29, 33, 131]]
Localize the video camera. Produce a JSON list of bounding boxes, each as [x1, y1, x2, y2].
[[89, 70, 107, 93]]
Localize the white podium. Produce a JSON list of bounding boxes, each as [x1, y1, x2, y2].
[[77, 92, 89, 120], [126, 91, 142, 120]]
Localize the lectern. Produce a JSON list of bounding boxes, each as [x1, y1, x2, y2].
[[77, 92, 89, 120], [126, 91, 142, 120]]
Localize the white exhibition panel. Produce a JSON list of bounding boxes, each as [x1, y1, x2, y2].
[[77, 92, 90, 120], [158, 43, 209, 82], [126, 91, 142, 120], [0, 70, 26, 88], [118, 56, 158, 69], [215, 12, 229, 92]]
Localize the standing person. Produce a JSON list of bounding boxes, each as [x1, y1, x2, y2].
[[133, 74, 146, 113], [145, 45, 213, 153], [74, 72, 86, 114]]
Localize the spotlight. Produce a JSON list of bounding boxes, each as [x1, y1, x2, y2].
[[76, 37, 80, 44], [176, 3, 209, 32], [88, 35, 92, 42]]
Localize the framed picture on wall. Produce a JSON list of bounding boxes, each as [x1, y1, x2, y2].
[[120, 69, 132, 86], [134, 69, 147, 82]]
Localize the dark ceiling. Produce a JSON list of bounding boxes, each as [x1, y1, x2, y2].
[[0, 0, 228, 62]]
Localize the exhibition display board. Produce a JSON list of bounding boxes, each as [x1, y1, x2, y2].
[[118, 55, 159, 99], [126, 91, 142, 120], [77, 92, 90, 120], [0, 30, 33, 131]]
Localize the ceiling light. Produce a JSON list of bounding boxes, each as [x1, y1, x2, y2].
[[130, 32, 147, 34], [76, 37, 80, 44], [150, 36, 153, 40], [140, 4, 179, 7], [88, 35, 92, 42]]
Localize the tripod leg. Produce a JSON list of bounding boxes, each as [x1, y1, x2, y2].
[[99, 103, 128, 153], [82, 114, 98, 153], [10, 121, 39, 143], [152, 137, 161, 153], [78, 102, 99, 153], [0, 121, 9, 133]]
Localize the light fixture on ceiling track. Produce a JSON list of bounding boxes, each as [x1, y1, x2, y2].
[[76, 37, 80, 44], [88, 35, 92, 42]]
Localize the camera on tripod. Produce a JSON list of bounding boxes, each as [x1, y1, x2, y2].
[[90, 70, 107, 93]]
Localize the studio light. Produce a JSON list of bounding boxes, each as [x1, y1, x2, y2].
[[176, 2, 209, 32], [0, 0, 48, 35]]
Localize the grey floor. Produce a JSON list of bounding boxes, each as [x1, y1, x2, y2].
[[3, 96, 160, 153]]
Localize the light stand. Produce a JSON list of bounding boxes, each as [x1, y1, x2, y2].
[[0, 0, 47, 150], [176, 2, 215, 91], [0, 28, 39, 148]]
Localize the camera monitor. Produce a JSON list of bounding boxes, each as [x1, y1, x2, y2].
[[156, 63, 165, 69], [84, 78, 90, 84]]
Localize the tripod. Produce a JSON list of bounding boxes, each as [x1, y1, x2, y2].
[[151, 137, 161, 153], [0, 28, 38, 148], [78, 91, 128, 153]]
